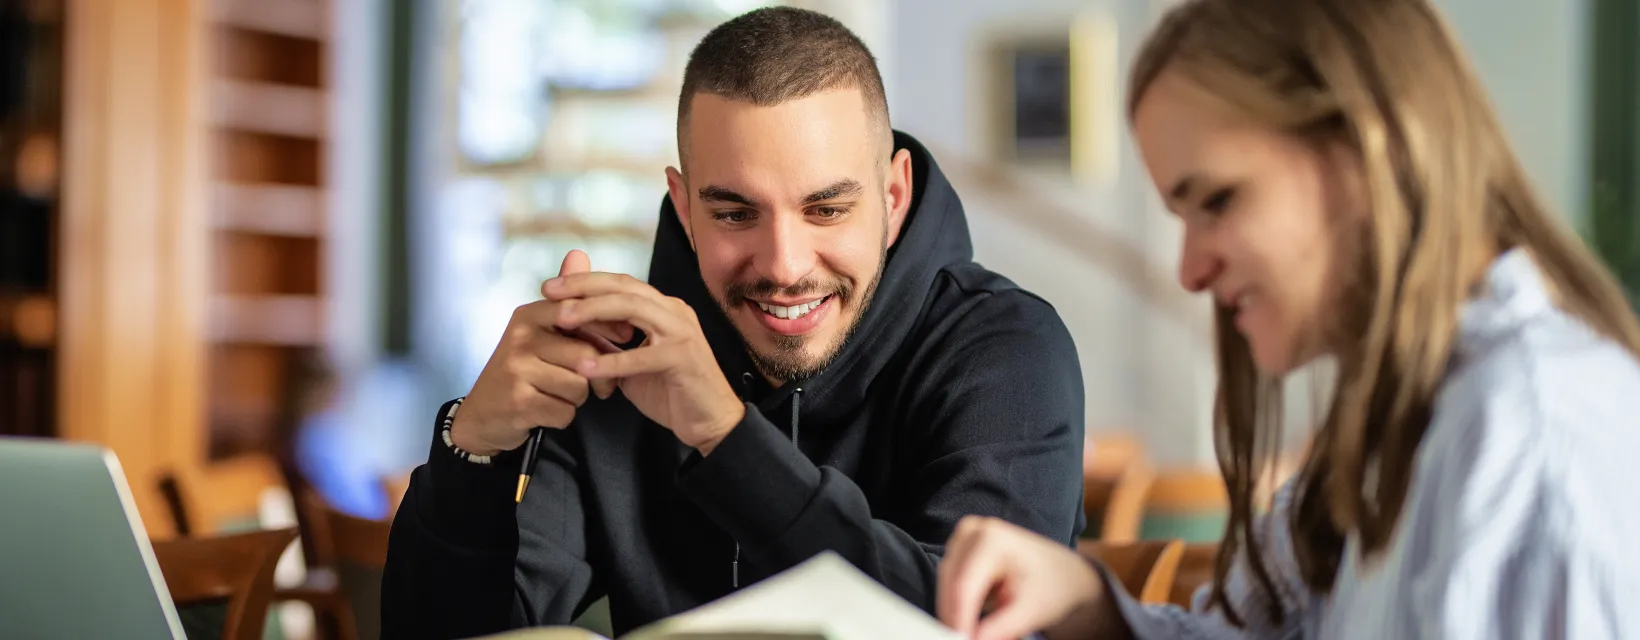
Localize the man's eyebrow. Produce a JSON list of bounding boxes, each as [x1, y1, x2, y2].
[[801, 179, 864, 205], [698, 186, 760, 208]]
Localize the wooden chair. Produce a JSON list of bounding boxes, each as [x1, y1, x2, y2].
[[159, 457, 363, 640], [1076, 539, 1184, 604], [1082, 432, 1155, 542], [1169, 543, 1219, 608], [297, 488, 393, 569], [1142, 468, 1231, 543], [151, 528, 299, 640], [279, 489, 393, 640], [158, 454, 288, 536]]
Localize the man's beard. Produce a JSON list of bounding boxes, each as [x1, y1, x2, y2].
[[714, 242, 889, 383]]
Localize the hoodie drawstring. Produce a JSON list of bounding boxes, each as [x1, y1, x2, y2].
[[790, 386, 802, 445], [733, 383, 802, 589]]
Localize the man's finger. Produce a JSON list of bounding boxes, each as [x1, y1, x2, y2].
[[513, 299, 633, 346], [556, 292, 680, 339], [574, 322, 635, 349], [557, 325, 627, 354], [513, 355, 591, 408], [519, 391, 579, 430], [576, 344, 686, 380], [938, 517, 984, 622], [938, 538, 1002, 635], [557, 249, 592, 278], [543, 271, 664, 303], [591, 377, 618, 401]]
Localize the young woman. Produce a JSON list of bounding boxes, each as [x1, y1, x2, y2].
[[936, 0, 1640, 638]]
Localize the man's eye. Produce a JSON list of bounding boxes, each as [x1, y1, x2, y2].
[[713, 210, 754, 224], [814, 206, 849, 218]]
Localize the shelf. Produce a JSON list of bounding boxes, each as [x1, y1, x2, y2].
[[0, 295, 56, 347], [213, 182, 324, 236], [537, 159, 673, 177], [211, 0, 327, 41], [213, 233, 320, 295], [503, 217, 654, 242], [214, 130, 322, 184], [210, 295, 322, 345], [211, 80, 327, 139], [213, 23, 324, 87]]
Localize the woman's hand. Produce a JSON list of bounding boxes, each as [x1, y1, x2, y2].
[[938, 516, 1121, 640]]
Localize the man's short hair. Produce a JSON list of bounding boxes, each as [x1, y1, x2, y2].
[[676, 7, 890, 175]]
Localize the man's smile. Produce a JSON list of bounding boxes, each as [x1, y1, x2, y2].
[[745, 295, 834, 335]]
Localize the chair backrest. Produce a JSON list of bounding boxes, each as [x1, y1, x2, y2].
[[294, 489, 391, 640], [325, 501, 393, 569], [1143, 469, 1230, 543], [1083, 432, 1155, 542], [296, 489, 393, 569], [1169, 542, 1219, 608], [1076, 539, 1184, 604], [159, 453, 287, 536], [151, 528, 298, 640]]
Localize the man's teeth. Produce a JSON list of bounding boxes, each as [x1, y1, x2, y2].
[[756, 297, 826, 320]]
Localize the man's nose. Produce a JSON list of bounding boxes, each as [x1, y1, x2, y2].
[[757, 213, 817, 288]]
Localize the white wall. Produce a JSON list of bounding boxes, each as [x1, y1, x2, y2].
[[891, 0, 1214, 465], [1438, 0, 1591, 224], [328, 0, 386, 376], [887, 0, 1591, 465]]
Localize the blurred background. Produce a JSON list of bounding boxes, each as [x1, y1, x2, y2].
[[0, 0, 1635, 637]]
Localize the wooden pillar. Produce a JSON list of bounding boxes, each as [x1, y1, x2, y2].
[[58, 0, 209, 539]]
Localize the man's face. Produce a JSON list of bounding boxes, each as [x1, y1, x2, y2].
[[667, 88, 913, 382]]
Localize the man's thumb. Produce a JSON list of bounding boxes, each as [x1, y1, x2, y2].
[[558, 249, 591, 277]]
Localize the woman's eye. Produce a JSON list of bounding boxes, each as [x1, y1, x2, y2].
[[1201, 187, 1236, 215]]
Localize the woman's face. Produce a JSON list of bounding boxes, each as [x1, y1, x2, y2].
[[1133, 70, 1366, 375]]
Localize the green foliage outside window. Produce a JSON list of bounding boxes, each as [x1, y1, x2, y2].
[[1583, 0, 1640, 312]]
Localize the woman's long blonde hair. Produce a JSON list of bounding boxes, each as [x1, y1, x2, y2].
[[1129, 0, 1640, 625]]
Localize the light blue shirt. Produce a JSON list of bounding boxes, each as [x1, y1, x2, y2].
[[1110, 249, 1640, 638]]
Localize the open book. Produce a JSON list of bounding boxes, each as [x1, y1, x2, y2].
[[473, 552, 961, 640]]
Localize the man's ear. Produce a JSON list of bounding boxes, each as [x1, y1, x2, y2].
[[665, 166, 694, 249], [883, 148, 913, 248]]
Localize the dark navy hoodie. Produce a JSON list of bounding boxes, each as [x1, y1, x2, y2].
[[381, 131, 1087, 638]]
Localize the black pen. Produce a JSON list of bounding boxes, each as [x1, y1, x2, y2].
[[517, 426, 546, 503], [518, 327, 625, 503]]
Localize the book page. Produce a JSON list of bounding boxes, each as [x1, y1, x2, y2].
[[625, 552, 961, 640], [469, 627, 608, 640]]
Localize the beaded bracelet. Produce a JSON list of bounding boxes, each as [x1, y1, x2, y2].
[[439, 397, 493, 465]]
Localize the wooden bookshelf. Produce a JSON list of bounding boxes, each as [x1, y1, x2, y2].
[[55, 0, 337, 536], [210, 79, 327, 139], [502, 217, 655, 242], [206, 0, 330, 460], [210, 0, 327, 41], [212, 182, 324, 236], [210, 295, 323, 345], [59, 0, 213, 538], [2, 1, 63, 440]]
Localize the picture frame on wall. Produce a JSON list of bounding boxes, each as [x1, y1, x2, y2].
[[975, 11, 1120, 186]]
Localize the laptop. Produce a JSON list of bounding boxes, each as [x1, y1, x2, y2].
[[0, 437, 186, 639]]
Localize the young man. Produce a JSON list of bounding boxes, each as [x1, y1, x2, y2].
[[381, 7, 1086, 638]]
